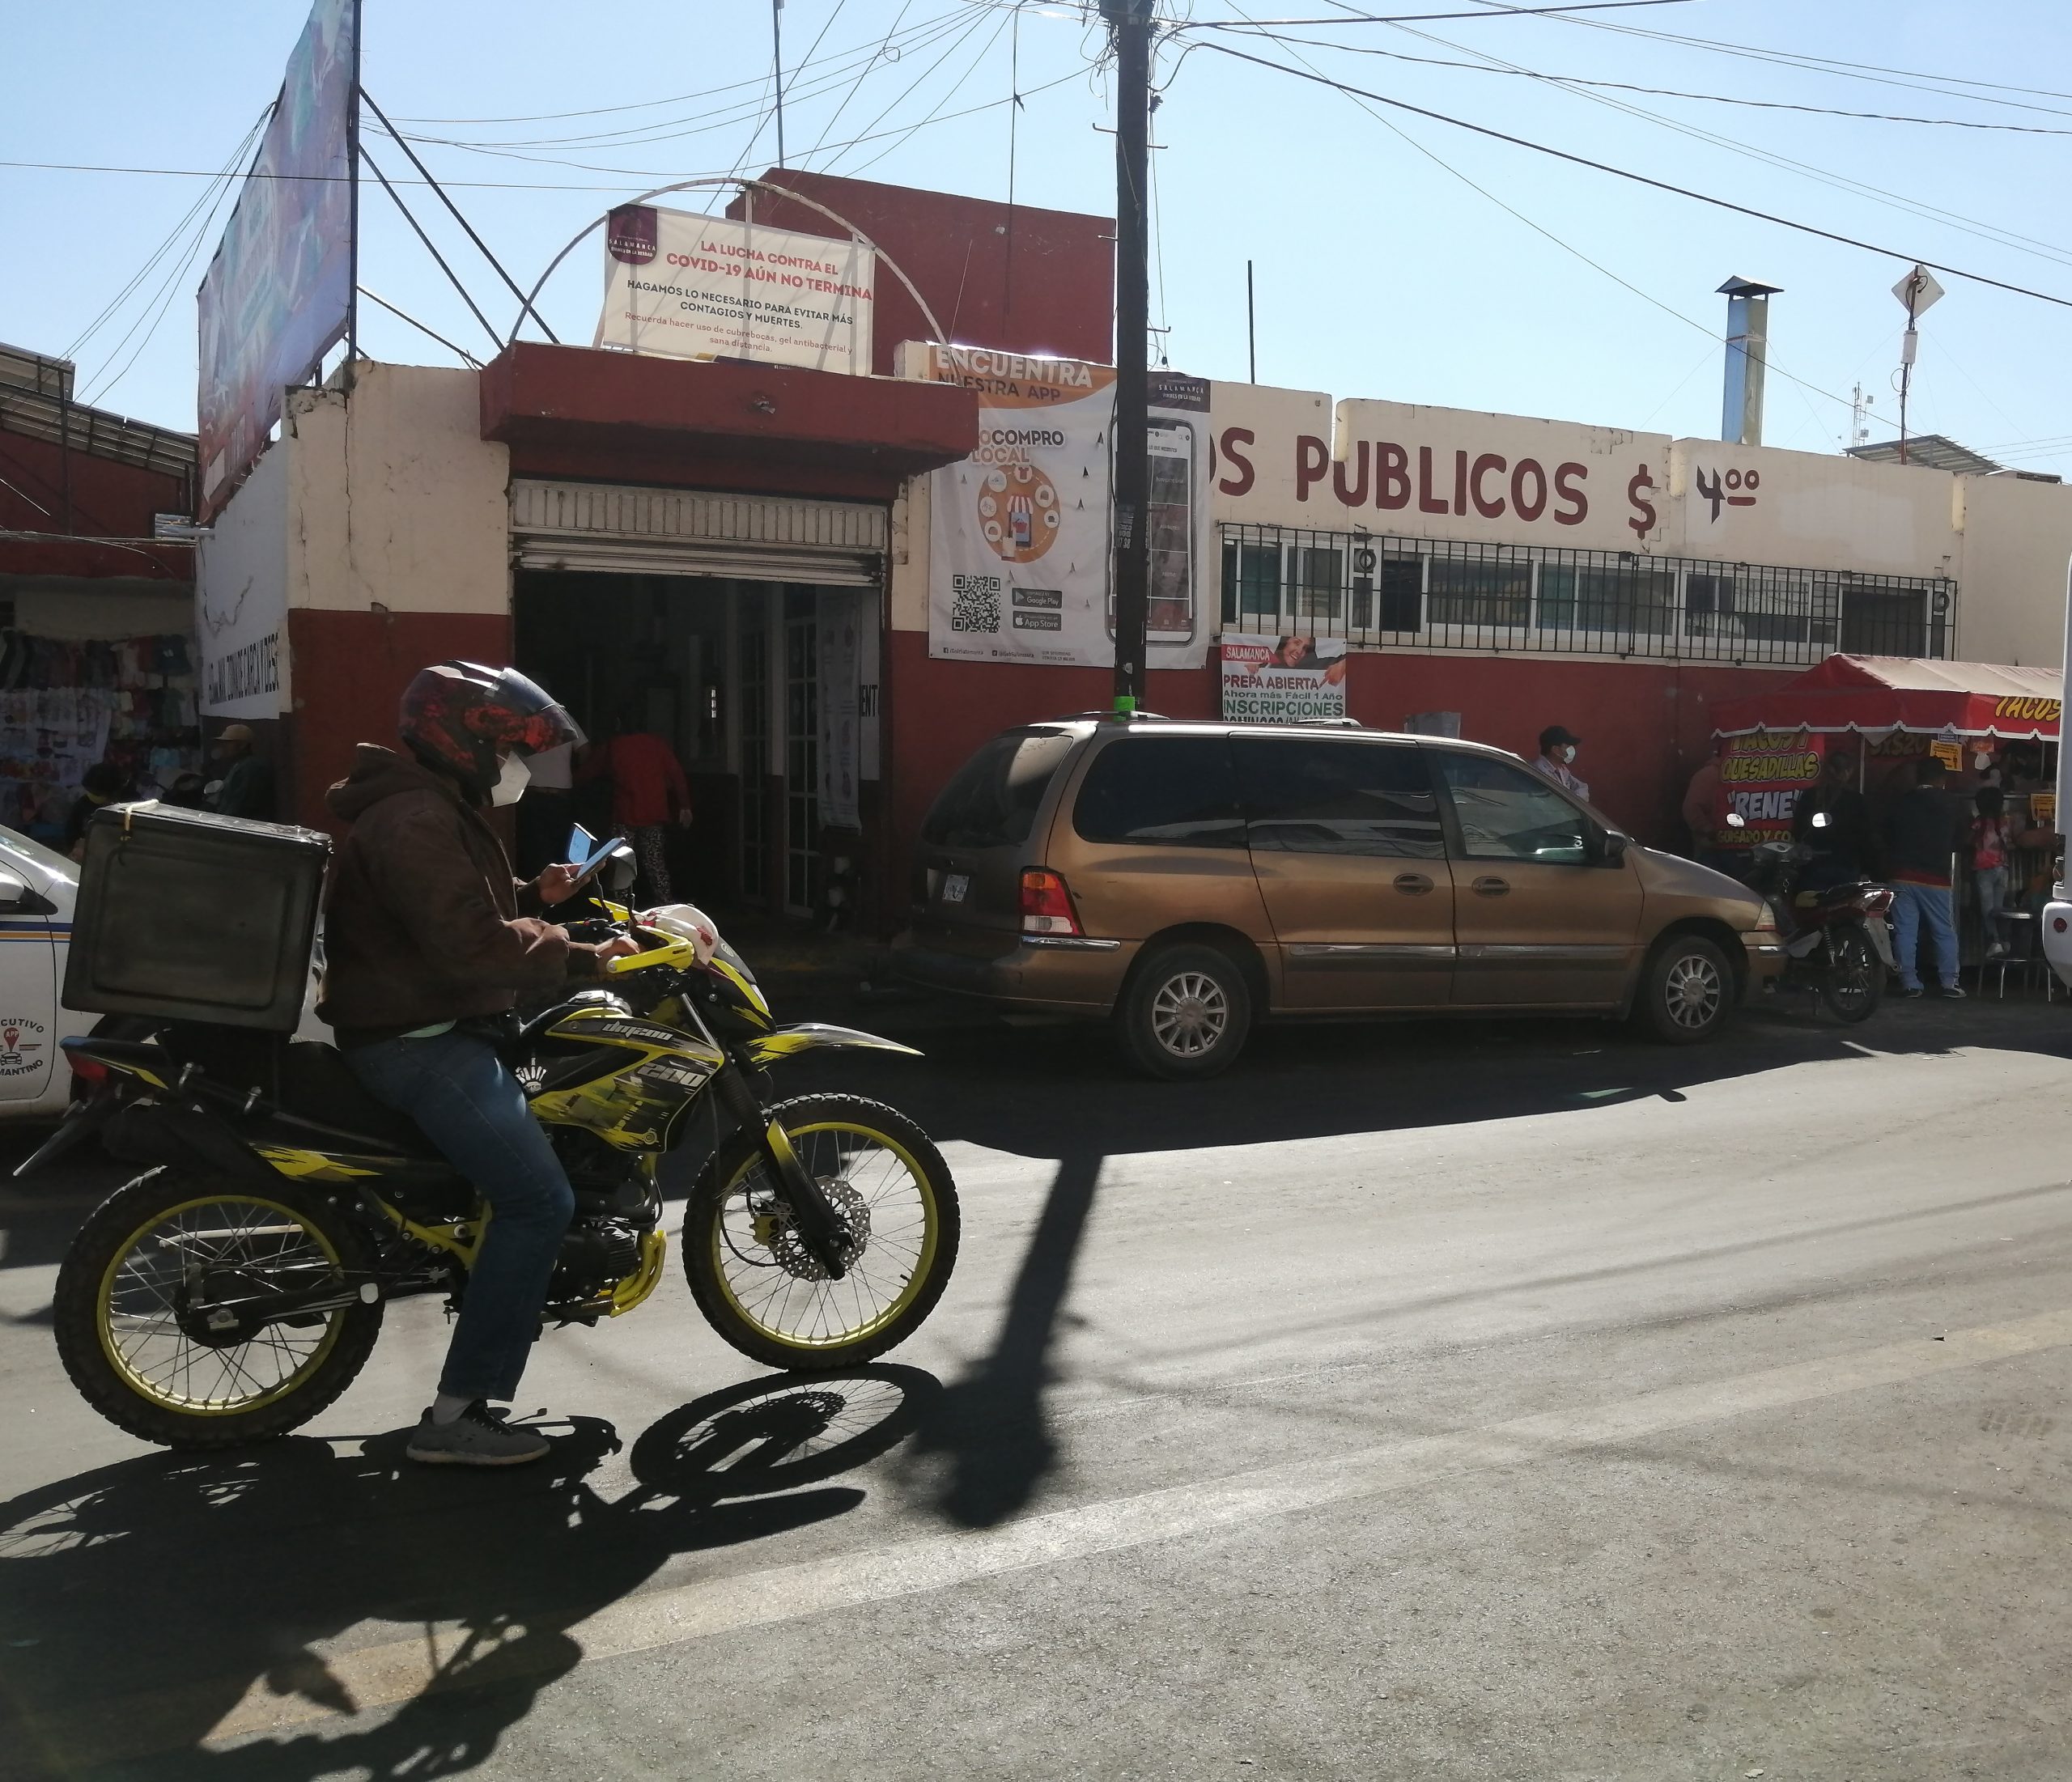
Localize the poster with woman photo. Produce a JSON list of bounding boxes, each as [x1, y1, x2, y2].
[[1220, 634, 1349, 722]]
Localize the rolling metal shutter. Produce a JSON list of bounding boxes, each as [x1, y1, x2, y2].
[[510, 480, 886, 585]]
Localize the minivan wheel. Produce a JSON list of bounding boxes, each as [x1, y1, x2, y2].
[[1115, 944, 1252, 1080], [1633, 934, 1733, 1045]]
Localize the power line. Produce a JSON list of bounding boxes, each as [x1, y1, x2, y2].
[[820, 6, 1001, 174], [1192, 0, 1695, 23], [1246, 36, 2072, 134], [839, 6, 1017, 176], [1197, 40, 2072, 313], [1299, 14, 2072, 270]]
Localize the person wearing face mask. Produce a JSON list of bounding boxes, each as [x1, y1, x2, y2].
[[317, 661, 640, 1466], [1531, 724, 1590, 802]]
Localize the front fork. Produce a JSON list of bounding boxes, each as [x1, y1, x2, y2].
[[712, 1057, 853, 1280]]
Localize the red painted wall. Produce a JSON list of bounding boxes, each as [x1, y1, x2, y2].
[[283, 609, 511, 833], [878, 638, 1802, 924], [0, 423, 189, 538], [729, 170, 1115, 369]]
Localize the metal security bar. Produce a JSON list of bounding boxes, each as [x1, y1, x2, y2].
[[1220, 524, 1955, 665]]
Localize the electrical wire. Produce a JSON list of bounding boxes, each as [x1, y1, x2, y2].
[[1315, 12, 2072, 272], [1239, 37, 2072, 135], [1192, 0, 1696, 23], [820, 6, 1002, 174], [387, 6, 971, 124], [808, 1, 919, 159], [1210, 0, 1856, 412], [1196, 39, 2072, 313], [1470, 0, 2072, 122], [839, 6, 1017, 176], [62, 110, 269, 364]]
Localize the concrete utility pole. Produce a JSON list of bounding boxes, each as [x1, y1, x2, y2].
[[1104, 0, 1153, 711]]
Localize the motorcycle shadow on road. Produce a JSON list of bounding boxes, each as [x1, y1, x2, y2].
[[0, 1365, 937, 1781]]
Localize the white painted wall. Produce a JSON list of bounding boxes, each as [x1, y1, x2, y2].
[[195, 439, 289, 719]]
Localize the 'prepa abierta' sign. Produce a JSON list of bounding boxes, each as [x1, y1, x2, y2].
[[1221, 635, 1348, 722], [599, 206, 874, 373]]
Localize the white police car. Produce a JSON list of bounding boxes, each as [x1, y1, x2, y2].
[[0, 825, 93, 1119]]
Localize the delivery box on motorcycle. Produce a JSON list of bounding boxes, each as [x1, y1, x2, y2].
[[63, 802, 331, 1032]]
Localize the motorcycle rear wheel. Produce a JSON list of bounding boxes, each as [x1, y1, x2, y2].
[[53, 1168, 384, 1450], [1819, 924, 1886, 1024], [683, 1093, 959, 1372]]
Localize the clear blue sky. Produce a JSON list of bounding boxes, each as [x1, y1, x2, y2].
[[6, 1, 2071, 473]]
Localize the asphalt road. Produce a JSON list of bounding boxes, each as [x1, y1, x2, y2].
[[2, 991, 2070, 1781]]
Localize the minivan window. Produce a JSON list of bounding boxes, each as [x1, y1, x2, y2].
[[1233, 738, 1443, 859], [1072, 736, 1244, 848], [921, 729, 1077, 850], [1433, 752, 1589, 863]]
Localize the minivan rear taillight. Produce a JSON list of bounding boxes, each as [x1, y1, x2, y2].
[[1019, 868, 1082, 936]]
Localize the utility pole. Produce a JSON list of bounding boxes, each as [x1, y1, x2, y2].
[[1892, 264, 1944, 468], [1104, 0, 1153, 712], [772, 0, 787, 168]]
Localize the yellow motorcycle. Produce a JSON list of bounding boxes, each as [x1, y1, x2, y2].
[[29, 879, 959, 1452]]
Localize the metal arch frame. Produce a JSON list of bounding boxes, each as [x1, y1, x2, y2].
[[503, 176, 951, 355]]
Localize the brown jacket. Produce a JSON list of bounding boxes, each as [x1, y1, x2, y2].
[[318, 745, 592, 1037]]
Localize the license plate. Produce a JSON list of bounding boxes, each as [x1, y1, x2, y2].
[[941, 873, 970, 905]]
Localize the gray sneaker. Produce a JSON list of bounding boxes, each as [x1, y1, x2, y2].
[[405, 1402, 553, 1467]]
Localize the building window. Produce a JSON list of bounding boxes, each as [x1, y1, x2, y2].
[[1841, 582, 1930, 656], [1541, 564, 1676, 637], [1428, 555, 1531, 629], [1221, 541, 1280, 622]]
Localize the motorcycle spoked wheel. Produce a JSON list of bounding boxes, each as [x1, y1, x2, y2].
[[683, 1093, 960, 1373], [1819, 925, 1887, 1024], [53, 1168, 384, 1450]]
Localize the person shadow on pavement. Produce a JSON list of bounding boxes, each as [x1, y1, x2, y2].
[[0, 1366, 935, 1781]]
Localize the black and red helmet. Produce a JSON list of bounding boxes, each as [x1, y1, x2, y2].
[[399, 661, 584, 794]]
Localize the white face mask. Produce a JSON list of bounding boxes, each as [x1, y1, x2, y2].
[[1560, 745, 1577, 764], [490, 753, 532, 807]]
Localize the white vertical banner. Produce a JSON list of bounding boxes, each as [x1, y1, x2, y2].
[[918, 345, 1116, 666], [817, 588, 861, 830]]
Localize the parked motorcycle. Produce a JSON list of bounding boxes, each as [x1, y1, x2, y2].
[[21, 851, 960, 1452], [1728, 811, 1895, 1022]]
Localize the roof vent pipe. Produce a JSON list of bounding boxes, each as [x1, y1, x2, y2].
[[1718, 277, 1782, 448]]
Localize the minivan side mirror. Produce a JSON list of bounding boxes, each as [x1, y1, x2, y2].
[[1589, 829, 1631, 868], [0, 869, 54, 915]]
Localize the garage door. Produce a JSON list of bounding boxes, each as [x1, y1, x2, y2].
[[510, 480, 886, 585]]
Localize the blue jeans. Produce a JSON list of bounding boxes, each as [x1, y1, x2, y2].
[[346, 1029, 573, 1403], [1889, 880, 1959, 992]]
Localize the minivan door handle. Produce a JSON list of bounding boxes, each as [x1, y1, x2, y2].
[[1392, 872, 1433, 896], [1471, 876, 1510, 897]]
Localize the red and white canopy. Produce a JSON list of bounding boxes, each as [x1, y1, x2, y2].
[[1712, 654, 2061, 743]]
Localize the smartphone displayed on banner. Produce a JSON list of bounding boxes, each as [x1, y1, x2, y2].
[[1108, 422, 1199, 644]]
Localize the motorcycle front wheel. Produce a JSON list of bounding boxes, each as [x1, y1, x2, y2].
[[53, 1168, 384, 1449], [1819, 923, 1886, 1023], [683, 1093, 960, 1372]]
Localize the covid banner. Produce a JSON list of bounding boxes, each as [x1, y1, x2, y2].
[[1221, 635, 1348, 723], [1716, 728, 1822, 851], [197, 0, 359, 519], [598, 207, 874, 374]]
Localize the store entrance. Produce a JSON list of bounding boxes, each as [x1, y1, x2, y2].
[[513, 570, 858, 920]]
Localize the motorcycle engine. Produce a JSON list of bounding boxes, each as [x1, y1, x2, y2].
[[555, 1217, 645, 1296]]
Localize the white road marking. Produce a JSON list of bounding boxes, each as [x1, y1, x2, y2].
[[193, 1305, 2072, 1747]]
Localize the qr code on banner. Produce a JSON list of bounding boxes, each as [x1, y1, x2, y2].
[[950, 573, 1004, 634]]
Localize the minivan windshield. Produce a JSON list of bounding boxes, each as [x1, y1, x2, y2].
[[921, 728, 1077, 850]]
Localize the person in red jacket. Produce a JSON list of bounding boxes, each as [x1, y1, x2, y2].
[[580, 708, 693, 902]]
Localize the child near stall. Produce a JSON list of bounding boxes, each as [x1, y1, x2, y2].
[[1971, 786, 2017, 959]]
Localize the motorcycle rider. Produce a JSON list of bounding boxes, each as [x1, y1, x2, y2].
[[318, 662, 639, 1466], [1791, 745, 1878, 892]]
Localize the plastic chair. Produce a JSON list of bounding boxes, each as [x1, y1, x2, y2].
[[1983, 910, 2037, 998]]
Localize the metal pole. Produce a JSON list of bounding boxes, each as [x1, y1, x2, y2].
[[1104, 0, 1153, 711], [773, 0, 788, 168], [1898, 294, 1918, 466], [1246, 258, 1256, 384]]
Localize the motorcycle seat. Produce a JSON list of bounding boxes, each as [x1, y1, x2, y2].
[[278, 1043, 443, 1159]]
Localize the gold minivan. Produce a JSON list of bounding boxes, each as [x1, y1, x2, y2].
[[893, 718, 1787, 1078]]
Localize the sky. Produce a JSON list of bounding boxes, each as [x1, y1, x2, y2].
[[6, 0, 2072, 476]]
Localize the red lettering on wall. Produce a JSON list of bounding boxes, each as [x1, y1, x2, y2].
[[1510, 457, 1548, 523], [1331, 440, 1370, 507], [1296, 435, 1330, 503], [1216, 426, 1255, 497], [1417, 446, 1450, 516], [1552, 461, 1588, 525], [1470, 452, 1507, 519], [1375, 442, 1410, 511], [1452, 449, 1469, 517]]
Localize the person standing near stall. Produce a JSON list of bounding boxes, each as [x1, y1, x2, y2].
[[1882, 757, 1967, 999]]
